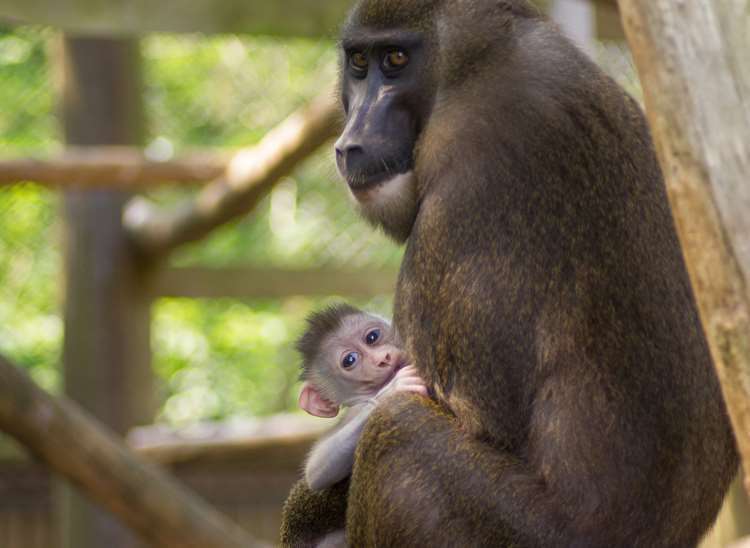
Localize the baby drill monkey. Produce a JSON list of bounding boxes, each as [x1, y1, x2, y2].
[[297, 303, 427, 491]]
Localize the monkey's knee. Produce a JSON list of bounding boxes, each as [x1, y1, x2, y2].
[[280, 478, 349, 547]]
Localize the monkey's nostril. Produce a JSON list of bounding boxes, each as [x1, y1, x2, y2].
[[339, 145, 365, 172], [344, 145, 364, 161]]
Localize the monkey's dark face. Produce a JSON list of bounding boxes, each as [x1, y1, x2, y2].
[[336, 28, 435, 242], [336, 0, 521, 242]]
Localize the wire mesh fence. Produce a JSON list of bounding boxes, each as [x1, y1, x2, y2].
[[0, 26, 61, 394], [0, 27, 403, 422]]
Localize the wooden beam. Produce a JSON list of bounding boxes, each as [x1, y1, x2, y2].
[[0, 0, 352, 38], [0, 147, 226, 189], [127, 415, 327, 467], [618, 0, 750, 494], [56, 35, 155, 548], [152, 267, 399, 299], [0, 353, 266, 548], [124, 91, 340, 261], [0, 0, 617, 37]]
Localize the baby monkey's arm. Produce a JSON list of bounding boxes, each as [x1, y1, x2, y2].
[[305, 366, 427, 490], [305, 400, 376, 490]]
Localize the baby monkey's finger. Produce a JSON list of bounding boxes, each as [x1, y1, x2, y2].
[[393, 376, 421, 388], [395, 371, 424, 383], [395, 365, 417, 377], [396, 384, 429, 396]]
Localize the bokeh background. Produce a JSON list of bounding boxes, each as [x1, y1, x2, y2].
[[9, 3, 745, 547], [0, 30, 403, 424]]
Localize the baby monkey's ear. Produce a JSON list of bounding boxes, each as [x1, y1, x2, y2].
[[299, 382, 340, 418]]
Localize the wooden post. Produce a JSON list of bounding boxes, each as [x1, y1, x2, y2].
[[56, 36, 154, 548], [618, 0, 750, 495]]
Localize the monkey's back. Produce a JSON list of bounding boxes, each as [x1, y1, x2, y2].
[[394, 15, 738, 546]]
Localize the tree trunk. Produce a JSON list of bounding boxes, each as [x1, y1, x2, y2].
[[618, 0, 750, 495]]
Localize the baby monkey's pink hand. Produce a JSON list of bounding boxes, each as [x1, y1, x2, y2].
[[374, 365, 428, 402]]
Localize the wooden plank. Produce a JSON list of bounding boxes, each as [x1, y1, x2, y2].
[[128, 415, 327, 467], [0, 354, 266, 548], [56, 35, 155, 548], [152, 267, 400, 299], [618, 0, 750, 498], [0, 147, 227, 188], [0, 0, 616, 37]]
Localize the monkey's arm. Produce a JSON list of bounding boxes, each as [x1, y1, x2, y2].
[[347, 394, 569, 547], [305, 401, 376, 490]]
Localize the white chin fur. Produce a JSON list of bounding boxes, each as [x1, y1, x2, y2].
[[351, 171, 418, 242], [351, 171, 415, 206]]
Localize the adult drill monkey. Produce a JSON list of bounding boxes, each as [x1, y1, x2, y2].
[[281, 0, 738, 545]]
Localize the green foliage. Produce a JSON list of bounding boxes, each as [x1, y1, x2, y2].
[[0, 27, 62, 391], [0, 184, 61, 392], [0, 26, 57, 151], [143, 35, 337, 148], [138, 34, 401, 423], [0, 28, 402, 423], [153, 295, 394, 424]]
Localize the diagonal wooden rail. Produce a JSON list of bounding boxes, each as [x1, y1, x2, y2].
[[0, 353, 269, 548], [124, 90, 341, 261], [619, 0, 750, 494]]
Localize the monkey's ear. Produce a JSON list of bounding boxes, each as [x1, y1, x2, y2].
[[299, 383, 340, 418]]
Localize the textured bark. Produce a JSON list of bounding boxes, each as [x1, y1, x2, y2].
[[619, 0, 750, 493], [56, 35, 155, 548], [0, 147, 226, 188]]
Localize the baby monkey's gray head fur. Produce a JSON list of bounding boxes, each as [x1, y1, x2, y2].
[[296, 303, 399, 405], [297, 303, 366, 404], [297, 304, 363, 380]]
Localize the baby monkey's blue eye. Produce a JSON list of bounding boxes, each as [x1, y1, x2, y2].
[[365, 329, 381, 345], [342, 352, 359, 369]]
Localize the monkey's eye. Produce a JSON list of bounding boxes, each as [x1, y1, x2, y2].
[[349, 51, 368, 75], [342, 352, 359, 370], [382, 48, 409, 72], [365, 329, 381, 345]]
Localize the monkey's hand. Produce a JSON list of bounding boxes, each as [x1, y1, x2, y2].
[[373, 365, 428, 403]]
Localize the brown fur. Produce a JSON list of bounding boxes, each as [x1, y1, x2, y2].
[[281, 0, 738, 546]]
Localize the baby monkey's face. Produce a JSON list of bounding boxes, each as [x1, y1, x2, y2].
[[324, 313, 408, 398]]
